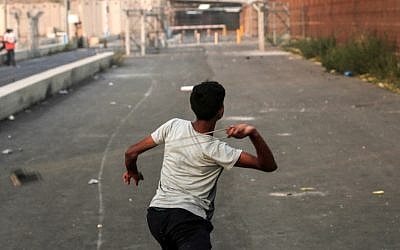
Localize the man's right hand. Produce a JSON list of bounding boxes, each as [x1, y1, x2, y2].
[[226, 124, 256, 139], [123, 171, 144, 186]]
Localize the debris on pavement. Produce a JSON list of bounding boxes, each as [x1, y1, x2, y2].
[[10, 169, 42, 186], [58, 89, 69, 95], [2, 149, 13, 155], [7, 135, 12, 139], [110, 101, 116, 105], [129, 198, 133, 202], [108, 82, 114, 86], [269, 191, 326, 197], [88, 179, 99, 185], [344, 71, 353, 77], [97, 224, 103, 229]]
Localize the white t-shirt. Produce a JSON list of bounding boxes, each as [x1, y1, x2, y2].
[[150, 118, 242, 219]]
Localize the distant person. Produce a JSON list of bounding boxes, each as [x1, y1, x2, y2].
[[123, 81, 278, 249], [3, 28, 17, 66]]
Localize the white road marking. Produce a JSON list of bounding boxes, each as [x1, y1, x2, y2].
[[223, 116, 255, 121], [276, 133, 292, 136], [180, 85, 194, 92], [113, 73, 157, 78], [96, 83, 154, 250]]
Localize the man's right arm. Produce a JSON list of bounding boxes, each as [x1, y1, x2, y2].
[[227, 124, 277, 172], [124, 136, 157, 185]]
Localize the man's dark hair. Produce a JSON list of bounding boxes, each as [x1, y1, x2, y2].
[[190, 81, 225, 120]]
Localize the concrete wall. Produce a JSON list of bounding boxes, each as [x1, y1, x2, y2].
[[0, 52, 114, 121]]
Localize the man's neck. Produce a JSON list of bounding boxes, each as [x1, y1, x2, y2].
[[192, 119, 217, 134]]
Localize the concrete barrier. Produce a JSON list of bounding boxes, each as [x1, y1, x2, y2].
[[0, 52, 114, 121]]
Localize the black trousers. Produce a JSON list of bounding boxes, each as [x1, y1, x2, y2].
[[147, 207, 213, 250], [6, 49, 16, 66]]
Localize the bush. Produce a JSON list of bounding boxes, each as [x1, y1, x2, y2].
[[287, 35, 400, 89], [321, 36, 399, 81], [288, 37, 335, 59]]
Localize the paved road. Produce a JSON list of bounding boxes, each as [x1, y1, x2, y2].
[[1, 44, 399, 250], [0, 49, 97, 87]]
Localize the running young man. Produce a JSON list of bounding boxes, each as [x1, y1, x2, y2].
[[123, 81, 277, 249]]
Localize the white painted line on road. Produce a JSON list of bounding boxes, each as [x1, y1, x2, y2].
[[223, 116, 255, 121], [96, 82, 155, 250], [219, 50, 291, 57], [112, 73, 157, 78], [180, 85, 194, 92], [384, 110, 400, 114], [276, 133, 292, 136]]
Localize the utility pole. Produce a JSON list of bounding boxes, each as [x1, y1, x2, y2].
[[140, 10, 145, 56], [124, 10, 130, 56], [3, 0, 7, 32], [64, 0, 70, 43], [253, 0, 266, 51]]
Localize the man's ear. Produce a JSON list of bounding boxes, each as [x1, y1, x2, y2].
[[217, 106, 224, 120]]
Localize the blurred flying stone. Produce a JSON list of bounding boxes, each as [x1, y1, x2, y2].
[[110, 101, 116, 105], [8, 115, 15, 121], [93, 75, 99, 80], [108, 82, 114, 86], [97, 224, 103, 229], [7, 135, 12, 139], [58, 90, 69, 95], [88, 179, 99, 185], [372, 190, 384, 195], [2, 149, 13, 154]]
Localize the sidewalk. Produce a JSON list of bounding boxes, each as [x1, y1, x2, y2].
[[0, 49, 97, 87]]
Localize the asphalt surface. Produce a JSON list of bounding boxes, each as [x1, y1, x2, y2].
[[1, 44, 400, 250], [0, 49, 97, 87]]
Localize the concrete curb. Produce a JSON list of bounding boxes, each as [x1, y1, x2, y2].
[[0, 52, 114, 121]]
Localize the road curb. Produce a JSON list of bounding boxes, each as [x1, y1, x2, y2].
[[0, 52, 114, 121]]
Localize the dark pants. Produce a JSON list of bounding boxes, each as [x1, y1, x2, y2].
[[6, 49, 16, 66], [147, 207, 213, 250]]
